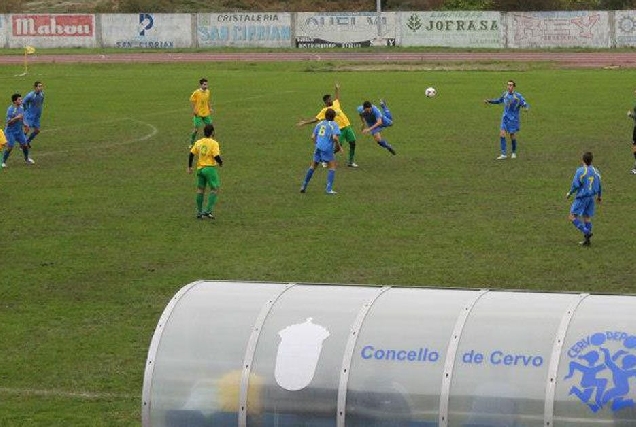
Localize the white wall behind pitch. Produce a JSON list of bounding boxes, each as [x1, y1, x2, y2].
[[505, 11, 611, 48], [196, 13, 292, 47], [295, 12, 398, 48], [7, 14, 97, 48], [101, 14, 192, 49], [400, 11, 503, 48]]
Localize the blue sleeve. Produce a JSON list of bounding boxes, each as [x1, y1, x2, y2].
[[356, 106, 363, 114], [23, 92, 33, 109], [569, 170, 582, 195], [488, 92, 505, 104], [519, 93, 529, 109]]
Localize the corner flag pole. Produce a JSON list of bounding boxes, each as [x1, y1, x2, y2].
[[18, 46, 36, 77]]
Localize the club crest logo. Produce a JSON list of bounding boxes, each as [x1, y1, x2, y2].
[[564, 332, 636, 413]]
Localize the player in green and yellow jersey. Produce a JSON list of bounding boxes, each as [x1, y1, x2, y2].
[[188, 124, 223, 219], [189, 78, 213, 147], [298, 83, 358, 167]]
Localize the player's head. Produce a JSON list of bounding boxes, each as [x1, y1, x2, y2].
[[199, 78, 208, 88], [11, 93, 21, 104], [507, 80, 516, 93], [34, 81, 43, 91], [203, 124, 215, 137], [362, 100, 372, 111], [322, 94, 332, 106], [582, 151, 593, 165], [325, 108, 336, 121]]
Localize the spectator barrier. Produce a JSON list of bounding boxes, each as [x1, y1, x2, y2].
[[0, 11, 634, 49]]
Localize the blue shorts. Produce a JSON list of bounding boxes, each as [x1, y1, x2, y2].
[[313, 147, 335, 163], [24, 114, 41, 129], [500, 117, 520, 134], [570, 196, 595, 218], [6, 129, 27, 148]]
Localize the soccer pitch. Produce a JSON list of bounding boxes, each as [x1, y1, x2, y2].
[[1, 59, 635, 425]]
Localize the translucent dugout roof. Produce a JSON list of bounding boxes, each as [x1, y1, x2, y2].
[[142, 281, 636, 427]]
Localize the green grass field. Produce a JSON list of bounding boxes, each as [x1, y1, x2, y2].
[[1, 58, 635, 426]]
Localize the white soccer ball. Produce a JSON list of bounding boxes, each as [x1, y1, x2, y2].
[[425, 87, 437, 98]]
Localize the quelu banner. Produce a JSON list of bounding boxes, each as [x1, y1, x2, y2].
[[295, 12, 397, 48]]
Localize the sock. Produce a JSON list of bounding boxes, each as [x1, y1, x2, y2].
[[196, 193, 204, 213], [511, 139, 517, 153], [22, 147, 29, 160], [348, 141, 356, 164], [500, 137, 507, 155], [584, 222, 593, 236], [378, 139, 389, 149], [326, 169, 335, 191], [302, 168, 314, 188], [633, 152, 636, 169], [190, 132, 197, 145], [27, 132, 37, 143], [206, 192, 218, 213], [2, 150, 9, 163], [571, 218, 586, 234]]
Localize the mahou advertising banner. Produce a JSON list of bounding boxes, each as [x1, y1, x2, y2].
[[8, 14, 97, 48]]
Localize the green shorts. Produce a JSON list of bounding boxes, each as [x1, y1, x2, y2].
[[340, 125, 356, 144], [196, 166, 220, 190], [193, 115, 213, 128]]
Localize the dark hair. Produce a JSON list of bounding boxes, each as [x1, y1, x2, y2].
[[582, 151, 593, 165], [199, 78, 208, 85], [11, 93, 21, 102], [508, 80, 516, 87], [325, 108, 336, 121], [204, 124, 215, 137], [322, 94, 331, 103], [34, 81, 42, 87], [362, 101, 372, 109]]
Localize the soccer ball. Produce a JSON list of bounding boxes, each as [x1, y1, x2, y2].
[[425, 87, 437, 98]]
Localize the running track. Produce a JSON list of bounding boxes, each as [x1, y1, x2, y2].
[[1, 51, 636, 67]]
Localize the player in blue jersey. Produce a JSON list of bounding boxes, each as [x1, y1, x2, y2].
[[23, 81, 44, 147], [566, 152, 602, 247], [2, 93, 34, 168], [357, 99, 396, 155], [485, 80, 529, 160], [300, 108, 341, 195]]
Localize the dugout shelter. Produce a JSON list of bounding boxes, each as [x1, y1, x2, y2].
[[142, 281, 636, 427]]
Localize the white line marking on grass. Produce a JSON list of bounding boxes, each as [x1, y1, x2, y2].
[[0, 387, 136, 400], [36, 118, 158, 158]]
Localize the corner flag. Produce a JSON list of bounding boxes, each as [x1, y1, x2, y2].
[[17, 46, 36, 77]]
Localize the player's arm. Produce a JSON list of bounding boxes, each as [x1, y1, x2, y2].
[[485, 94, 504, 104], [367, 109, 383, 131], [191, 99, 198, 116], [214, 155, 223, 166], [334, 82, 340, 101], [566, 172, 582, 198], [188, 152, 195, 173], [333, 134, 342, 152], [297, 117, 319, 127], [7, 109, 22, 124]]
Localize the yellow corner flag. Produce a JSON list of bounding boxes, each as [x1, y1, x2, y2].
[[25, 46, 36, 55]]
